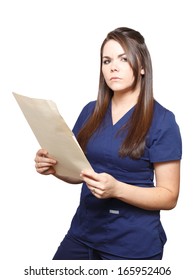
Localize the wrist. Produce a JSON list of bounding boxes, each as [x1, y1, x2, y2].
[[113, 180, 125, 199]]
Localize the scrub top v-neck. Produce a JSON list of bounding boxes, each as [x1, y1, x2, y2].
[[67, 100, 182, 259]]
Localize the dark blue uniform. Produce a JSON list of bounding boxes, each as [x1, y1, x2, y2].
[[53, 100, 182, 260]]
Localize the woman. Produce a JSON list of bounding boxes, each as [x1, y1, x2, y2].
[[35, 27, 182, 260]]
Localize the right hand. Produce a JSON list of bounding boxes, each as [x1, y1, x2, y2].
[[34, 149, 57, 175]]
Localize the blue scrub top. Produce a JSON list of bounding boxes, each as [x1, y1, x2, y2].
[[68, 100, 182, 258]]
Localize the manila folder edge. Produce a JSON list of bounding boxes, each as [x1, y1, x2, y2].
[[13, 92, 92, 180]]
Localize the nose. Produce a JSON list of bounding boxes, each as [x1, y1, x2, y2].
[[110, 61, 119, 72]]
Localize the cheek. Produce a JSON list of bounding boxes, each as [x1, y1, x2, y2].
[[102, 69, 109, 82]]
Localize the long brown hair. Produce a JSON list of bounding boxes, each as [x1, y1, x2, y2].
[[77, 27, 154, 159]]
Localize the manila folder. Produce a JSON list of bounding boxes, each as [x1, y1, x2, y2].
[[13, 92, 92, 180]]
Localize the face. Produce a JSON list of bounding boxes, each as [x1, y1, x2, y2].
[[102, 39, 136, 94]]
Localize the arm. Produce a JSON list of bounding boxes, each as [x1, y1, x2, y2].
[[80, 160, 180, 210], [34, 149, 82, 184]]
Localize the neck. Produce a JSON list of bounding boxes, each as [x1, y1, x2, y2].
[[112, 88, 140, 108]]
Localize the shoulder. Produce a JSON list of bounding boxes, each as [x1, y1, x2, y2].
[[149, 100, 182, 144], [147, 101, 182, 161], [77, 101, 96, 121], [153, 100, 174, 118], [81, 101, 96, 114], [152, 100, 178, 127], [72, 101, 96, 135]]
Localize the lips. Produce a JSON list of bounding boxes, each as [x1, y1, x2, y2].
[[110, 77, 121, 81]]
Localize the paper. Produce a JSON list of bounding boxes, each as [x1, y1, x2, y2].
[[13, 92, 92, 180]]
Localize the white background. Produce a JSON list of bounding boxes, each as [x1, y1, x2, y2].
[[0, 0, 194, 279]]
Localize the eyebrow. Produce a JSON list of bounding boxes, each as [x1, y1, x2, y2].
[[102, 53, 126, 59]]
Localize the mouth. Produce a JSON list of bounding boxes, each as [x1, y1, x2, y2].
[[110, 77, 121, 81]]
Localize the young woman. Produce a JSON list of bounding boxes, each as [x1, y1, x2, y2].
[[35, 27, 182, 260]]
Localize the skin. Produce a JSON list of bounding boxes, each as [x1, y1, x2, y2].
[[35, 39, 180, 211], [102, 39, 141, 125]]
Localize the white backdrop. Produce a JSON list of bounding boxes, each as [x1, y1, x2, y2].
[[0, 0, 194, 279]]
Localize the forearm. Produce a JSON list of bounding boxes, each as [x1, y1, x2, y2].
[[114, 181, 178, 211], [81, 162, 180, 210]]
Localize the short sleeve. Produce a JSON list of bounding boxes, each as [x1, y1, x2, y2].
[[148, 110, 182, 163], [72, 101, 96, 136]]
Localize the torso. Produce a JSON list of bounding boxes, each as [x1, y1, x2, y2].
[[69, 99, 182, 258]]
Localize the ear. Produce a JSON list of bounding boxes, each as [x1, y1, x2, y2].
[[140, 68, 145, 75]]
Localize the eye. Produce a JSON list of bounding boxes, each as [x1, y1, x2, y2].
[[121, 56, 128, 62], [102, 59, 110, 65]]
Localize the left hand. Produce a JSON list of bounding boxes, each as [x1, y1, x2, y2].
[[80, 169, 119, 199]]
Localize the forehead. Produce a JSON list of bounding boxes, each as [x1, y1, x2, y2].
[[102, 39, 125, 56]]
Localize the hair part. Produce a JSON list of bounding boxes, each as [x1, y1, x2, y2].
[[77, 27, 154, 159]]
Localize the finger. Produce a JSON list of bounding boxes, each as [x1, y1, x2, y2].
[[88, 185, 97, 194], [81, 169, 99, 181], [35, 148, 48, 157], [35, 155, 57, 165], [81, 175, 100, 189], [91, 187, 97, 195], [35, 161, 56, 170], [36, 166, 49, 173], [36, 166, 55, 175], [35, 149, 54, 163], [89, 186, 103, 198]]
